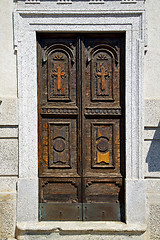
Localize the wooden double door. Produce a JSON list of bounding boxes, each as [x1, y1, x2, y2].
[[38, 33, 125, 221]]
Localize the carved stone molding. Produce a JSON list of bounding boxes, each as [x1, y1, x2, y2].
[[89, 0, 104, 4], [25, 0, 40, 4], [121, 0, 137, 4], [21, 0, 145, 3], [57, 0, 72, 4]]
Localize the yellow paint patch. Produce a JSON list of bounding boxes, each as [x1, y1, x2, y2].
[[97, 151, 110, 164]]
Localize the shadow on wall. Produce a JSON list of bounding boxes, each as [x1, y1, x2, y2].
[[145, 122, 160, 172]]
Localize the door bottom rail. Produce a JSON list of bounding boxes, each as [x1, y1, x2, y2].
[[39, 202, 121, 221]]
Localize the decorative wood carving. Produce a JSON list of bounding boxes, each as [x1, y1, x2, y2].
[[84, 177, 122, 203], [91, 49, 114, 101], [48, 122, 71, 168], [43, 44, 74, 63], [53, 65, 65, 91], [88, 44, 118, 63], [92, 123, 114, 168], [40, 178, 81, 203], [40, 108, 78, 115], [48, 50, 70, 101], [39, 118, 78, 177], [84, 108, 121, 116], [97, 64, 110, 91]]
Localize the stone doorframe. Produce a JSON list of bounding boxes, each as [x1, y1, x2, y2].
[[14, 0, 147, 235]]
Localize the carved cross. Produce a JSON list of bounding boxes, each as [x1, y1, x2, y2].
[[54, 66, 65, 90], [97, 66, 110, 91]]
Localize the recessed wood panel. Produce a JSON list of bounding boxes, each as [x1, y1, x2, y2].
[[83, 177, 122, 203], [48, 122, 71, 168], [91, 123, 114, 168], [91, 49, 114, 101], [39, 35, 77, 106], [48, 49, 71, 101], [39, 118, 79, 177], [84, 36, 121, 109], [83, 119, 121, 177], [40, 178, 81, 203]]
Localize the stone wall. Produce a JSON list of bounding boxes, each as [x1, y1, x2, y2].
[[144, 1, 160, 239], [0, 0, 160, 239], [0, 0, 18, 239]]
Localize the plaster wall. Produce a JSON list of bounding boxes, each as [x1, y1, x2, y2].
[[0, 0, 17, 98], [0, 0, 18, 239], [144, 1, 160, 239], [144, 0, 160, 100], [0, 0, 160, 239]]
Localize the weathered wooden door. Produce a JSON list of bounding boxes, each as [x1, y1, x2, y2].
[[38, 33, 125, 221]]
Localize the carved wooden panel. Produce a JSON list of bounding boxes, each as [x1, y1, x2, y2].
[[40, 178, 81, 203], [40, 107, 78, 116], [83, 119, 121, 177], [84, 108, 121, 116], [48, 49, 71, 101], [83, 178, 122, 203], [91, 123, 114, 168], [39, 35, 77, 106], [84, 36, 121, 110], [48, 122, 71, 168], [91, 50, 113, 101], [39, 118, 79, 177]]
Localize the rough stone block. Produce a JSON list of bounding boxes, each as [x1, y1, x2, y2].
[[0, 192, 16, 239], [146, 189, 160, 240], [144, 125, 160, 176], [146, 179, 160, 194], [149, 203, 160, 240], [0, 126, 18, 138], [144, 127, 160, 140], [0, 139, 18, 176], [144, 99, 160, 127], [0, 98, 18, 125], [0, 177, 17, 192], [144, 140, 160, 175]]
